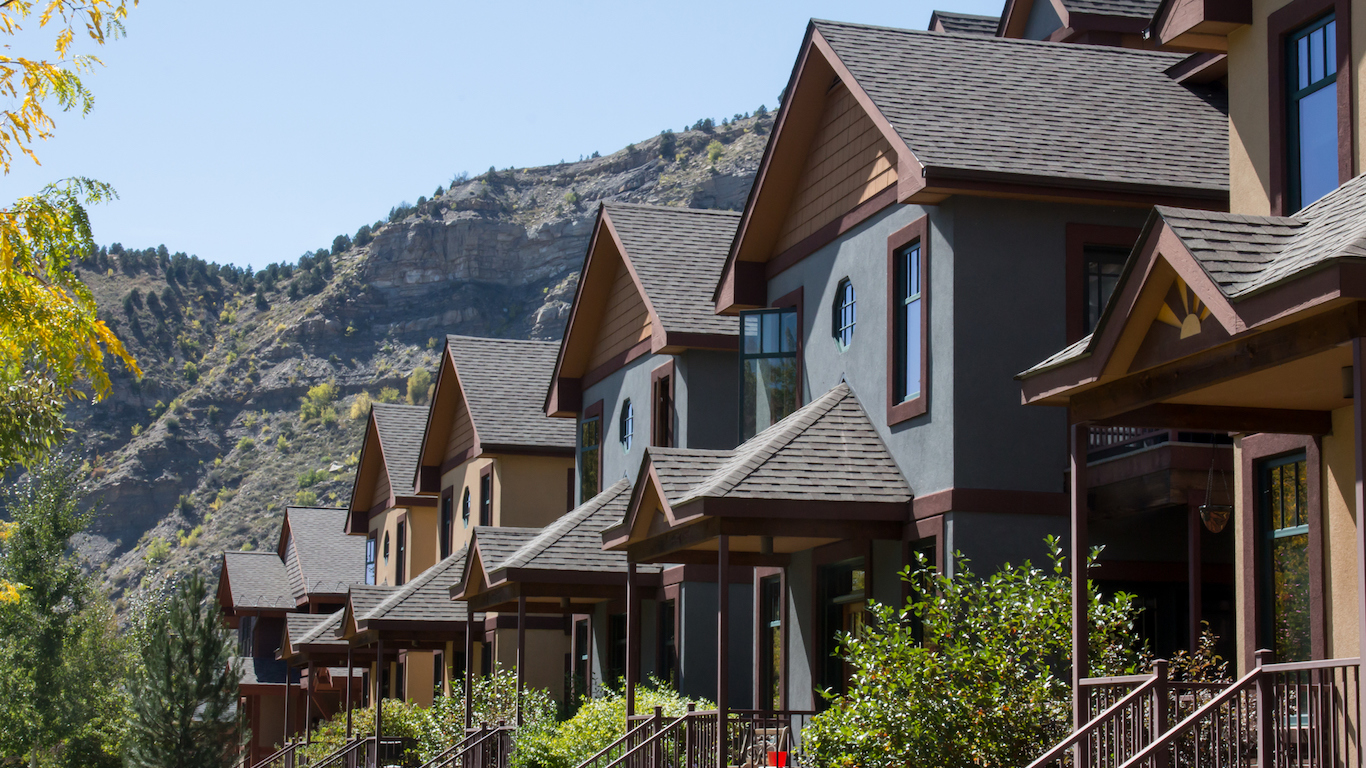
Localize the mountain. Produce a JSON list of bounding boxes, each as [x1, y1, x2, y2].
[[62, 111, 775, 610]]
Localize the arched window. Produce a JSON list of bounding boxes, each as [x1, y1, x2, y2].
[[833, 279, 856, 349], [461, 487, 471, 526], [620, 400, 634, 452], [382, 531, 390, 563]]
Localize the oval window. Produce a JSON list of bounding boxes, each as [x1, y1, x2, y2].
[[620, 400, 634, 453], [461, 487, 471, 526], [833, 278, 856, 349]]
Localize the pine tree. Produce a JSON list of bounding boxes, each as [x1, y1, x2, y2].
[[124, 574, 241, 768]]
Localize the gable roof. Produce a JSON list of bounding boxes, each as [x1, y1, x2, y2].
[[278, 507, 365, 601], [813, 20, 1226, 195], [928, 10, 1001, 34], [547, 204, 742, 416], [356, 548, 469, 629], [371, 403, 429, 495], [446, 335, 575, 450], [1019, 174, 1366, 382], [220, 551, 294, 612], [294, 610, 346, 647], [489, 480, 661, 577]]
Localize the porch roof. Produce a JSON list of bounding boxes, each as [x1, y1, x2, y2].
[[348, 548, 469, 641], [604, 383, 912, 564]]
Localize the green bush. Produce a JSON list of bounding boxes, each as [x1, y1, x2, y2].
[[181, 361, 198, 383], [297, 467, 327, 489], [294, 490, 318, 507], [299, 381, 339, 423], [297, 700, 428, 766], [406, 368, 433, 405], [143, 537, 170, 565], [235, 437, 254, 452], [376, 387, 400, 404], [706, 140, 724, 164], [801, 538, 1147, 768], [515, 681, 710, 768]]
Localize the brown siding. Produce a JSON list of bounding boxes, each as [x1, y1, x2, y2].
[[371, 466, 391, 508], [445, 400, 476, 463], [587, 259, 652, 370], [775, 82, 898, 254]]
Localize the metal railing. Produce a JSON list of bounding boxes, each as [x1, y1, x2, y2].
[[254, 740, 302, 768], [420, 722, 514, 768], [1087, 427, 1170, 461], [307, 736, 416, 768], [574, 706, 815, 768], [1030, 654, 1361, 768], [575, 714, 660, 768]]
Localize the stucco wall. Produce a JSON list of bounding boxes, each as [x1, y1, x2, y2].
[[677, 580, 754, 708], [677, 349, 742, 452], [367, 505, 437, 586], [785, 551, 815, 711], [442, 456, 493, 552], [1322, 406, 1357, 659], [497, 453, 575, 528]]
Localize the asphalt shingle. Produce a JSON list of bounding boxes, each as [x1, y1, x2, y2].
[[282, 507, 366, 599], [363, 548, 469, 625], [1063, 0, 1162, 18], [222, 551, 294, 611], [929, 10, 1000, 34], [446, 336, 576, 450], [489, 481, 660, 576], [602, 204, 741, 338], [813, 20, 1227, 195], [371, 403, 430, 497]]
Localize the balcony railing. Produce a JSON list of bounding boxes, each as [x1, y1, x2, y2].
[[1086, 427, 1233, 463], [1028, 654, 1361, 768], [574, 707, 816, 768]]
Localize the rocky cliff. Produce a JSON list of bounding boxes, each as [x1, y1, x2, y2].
[[61, 111, 774, 608]]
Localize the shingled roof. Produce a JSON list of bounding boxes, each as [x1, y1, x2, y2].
[[928, 10, 1000, 34], [487, 481, 660, 577], [280, 507, 365, 600], [812, 19, 1227, 196], [1062, 0, 1162, 18], [221, 551, 294, 611], [648, 383, 911, 507], [603, 204, 741, 338], [1018, 175, 1366, 379], [371, 403, 429, 497], [447, 336, 576, 450], [358, 548, 469, 627], [295, 610, 345, 647]]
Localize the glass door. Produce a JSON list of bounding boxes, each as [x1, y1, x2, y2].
[[1260, 452, 1311, 661]]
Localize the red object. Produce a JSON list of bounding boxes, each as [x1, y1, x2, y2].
[[767, 751, 788, 767]]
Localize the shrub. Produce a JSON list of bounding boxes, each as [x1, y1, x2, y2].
[[176, 494, 193, 514], [516, 681, 710, 768], [354, 224, 373, 247], [331, 234, 352, 254], [298, 467, 328, 489], [300, 381, 340, 422], [176, 525, 202, 548], [299, 700, 430, 767], [276, 434, 289, 453], [706, 139, 724, 164], [801, 538, 1147, 768], [164, 415, 180, 432], [349, 391, 374, 421], [144, 537, 170, 565], [658, 130, 676, 160], [235, 437, 255, 452], [407, 368, 433, 405], [376, 387, 400, 404], [563, 190, 580, 205], [182, 361, 199, 383], [294, 490, 318, 507], [254, 290, 268, 310]]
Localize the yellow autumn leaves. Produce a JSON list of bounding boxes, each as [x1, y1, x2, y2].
[[0, 522, 20, 605]]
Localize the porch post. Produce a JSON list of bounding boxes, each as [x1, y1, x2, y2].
[[1353, 338, 1366, 665], [465, 611, 475, 730], [717, 534, 730, 768], [375, 639, 383, 752], [1070, 422, 1090, 738], [284, 668, 292, 746], [626, 561, 638, 717], [517, 595, 527, 726], [1188, 503, 1203, 654], [345, 646, 353, 740], [305, 661, 314, 744]]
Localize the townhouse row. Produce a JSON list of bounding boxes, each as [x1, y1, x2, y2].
[[217, 0, 1366, 762]]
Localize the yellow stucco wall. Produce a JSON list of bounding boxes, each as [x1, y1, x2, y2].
[[490, 626, 570, 704], [1323, 406, 1359, 659], [1227, 0, 1366, 215], [496, 454, 574, 528], [366, 505, 439, 587], [443, 456, 493, 552]]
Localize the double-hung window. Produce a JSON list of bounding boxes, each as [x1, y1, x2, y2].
[[1287, 14, 1339, 211], [365, 533, 377, 585], [395, 520, 407, 586], [1260, 452, 1311, 662], [479, 469, 492, 527], [439, 489, 453, 560], [893, 243, 923, 404], [1082, 245, 1128, 335], [579, 413, 601, 503], [739, 307, 799, 441]]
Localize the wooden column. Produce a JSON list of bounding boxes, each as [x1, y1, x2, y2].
[[1070, 422, 1089, 741], [626, 561, 638, 717], [1353, 339, 1366, 665], [345, 646, 354, 740], [305, 661, 314, 744], [375, 639, 383, 751], [1188, 503, 1203, 654], [717, 534, 730, 768], [517, 595, 527, 726], [465, 611, 476, 730], [283, 669, 292, 747]]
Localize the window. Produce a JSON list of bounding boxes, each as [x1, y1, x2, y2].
[[620, 399, 634, 453], [759, 576, 782, 710], [239, 615, 256, 656], [740, 307, 799, 441], [607, 613, 627, 688], [1260, 452, 1311, 662], [395, 520, 406, 586], [579, 407, 602, 503], [1082, 245, 1128, 335], [365, 534, 377, 585], [651, 363, 674, 448], [440, 488, 453, 560], [461, 487, 471, 526], [832, 279, 856, 349], [479, 468, 492, 527], [382, 531, 390, 563], [1287, 14, 1338, 212], [818, 559, 866, 702], [889, 236, 926, 423]]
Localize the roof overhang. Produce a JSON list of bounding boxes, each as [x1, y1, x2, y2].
[[1150, 0, 1251, 52]]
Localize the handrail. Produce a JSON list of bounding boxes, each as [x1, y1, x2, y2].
[[310, 736, 370, 768], [426, 723, 514, 768], [1114, 664, 1264, 768], [1080, 674, 1154, 687], [601, 714, 688, 768], [574, 717, 656, 768], [1024, 676, 1160, 768], [417, 728, 487, 768], [251, 741, 299, 768], [1262, 656, 1362, 673]]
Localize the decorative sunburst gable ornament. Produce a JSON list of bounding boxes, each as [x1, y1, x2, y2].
[[1155, 276, 1210, 339]]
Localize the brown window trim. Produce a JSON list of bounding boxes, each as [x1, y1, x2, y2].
[[1268, 0, 1354, 215], [1238, 433, 1324, 667], [396, 514, 408, 586], [583, 400, 604, 499], [1065, 224, 1142, 344], [650, 360, 676, 448], [440, 485, 454, 560], [772, 286, 804, 407], [478, 464, 493, 527], [753, 566, 787, 711], [886, 216, 929, 426], [656, 585, 681, 687], [565, 467, 575, 513]]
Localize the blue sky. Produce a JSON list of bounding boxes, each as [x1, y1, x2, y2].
[[5, 0, 1000, 270]]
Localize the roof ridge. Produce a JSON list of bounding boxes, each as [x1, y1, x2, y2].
[[604, 202, 743, 217], [445, 334, 560, 346], [500, 480, 631, 570], [812, 17, 1186, 60]]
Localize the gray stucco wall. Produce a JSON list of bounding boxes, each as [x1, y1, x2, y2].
[[785, 550, 815, 711], [1023, 0, 1064, 39], [944, 510, 1069, 575], [678, 580, 754, 708]]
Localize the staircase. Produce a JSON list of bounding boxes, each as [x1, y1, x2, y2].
[[574, 706, 815, 768], [1027, 653, 1362, 768]]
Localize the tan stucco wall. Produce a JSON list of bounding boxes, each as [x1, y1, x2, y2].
[[490, 626, 570, 703], [1323, 406, 1359, 658], [367, 505, 439, 586], [1227, 0, 1366, 215], [496, 454, 574, 528], [405, 651, 435, 707], [442, 456, 492, 552]]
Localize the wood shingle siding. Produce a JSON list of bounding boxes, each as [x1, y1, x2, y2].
[[588, 260, 653, 371], [776, 82, 898, 254], [371, 466, 390, 509], [444, 402, 475, 464]]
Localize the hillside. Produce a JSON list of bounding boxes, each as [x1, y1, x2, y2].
[[62, 111, 775, 609]]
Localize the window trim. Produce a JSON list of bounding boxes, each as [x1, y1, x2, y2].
[[886, 217, 929, 426], [754, 567, 786, 711], [581, 400, 604, 501], [461, 486, 471, 527], [832, 278, 856, 351], [395, 517, 407, 586], [1268, 0, 1353, 216], [737, 287, 803, 443], [440, 486, 454, 560], [365, 532, 377, 585], [651, 360, 675, 448], [478, 464, 493, 527], [620, 398, 634, 453], [1065, 224, 1141, 344]]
